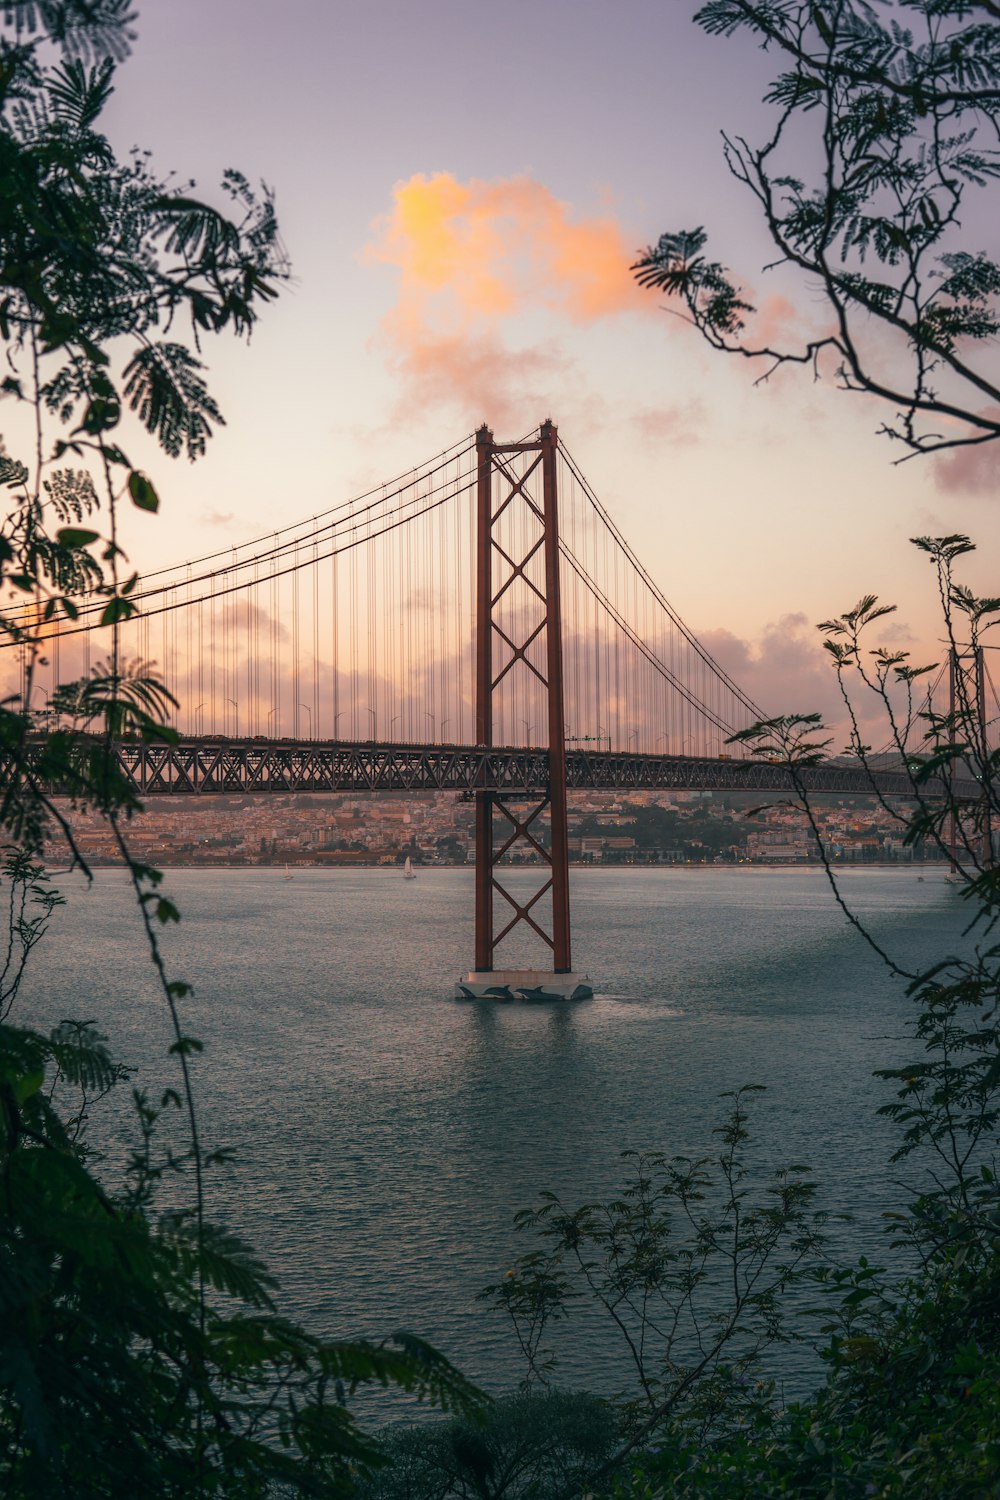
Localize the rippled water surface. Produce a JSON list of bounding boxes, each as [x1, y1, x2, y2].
[[18, 865, 970, 1398]]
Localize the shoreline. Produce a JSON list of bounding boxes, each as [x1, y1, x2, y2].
[[75, 860, 946, 873]]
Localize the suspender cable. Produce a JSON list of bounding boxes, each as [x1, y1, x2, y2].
[[312, 539, 319, 738]]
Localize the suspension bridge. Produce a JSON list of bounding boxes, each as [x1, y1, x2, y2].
[[8, 422, 983, 998]]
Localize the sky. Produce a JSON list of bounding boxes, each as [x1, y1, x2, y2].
[[29, 0, 1000, 728]]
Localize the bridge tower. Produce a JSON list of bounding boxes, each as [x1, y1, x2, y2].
[[458, 421, 591, 1001], [947, 643, 994, 869]]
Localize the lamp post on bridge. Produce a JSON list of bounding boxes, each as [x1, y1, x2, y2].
[[300, 703, 312, 739], [268, 706, 280, 738], [226, 698, 239, 738]]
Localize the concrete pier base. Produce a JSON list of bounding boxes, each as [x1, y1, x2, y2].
[[455, 970, 593, 1002]]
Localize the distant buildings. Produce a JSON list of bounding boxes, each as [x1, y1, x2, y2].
[[51, 788, 942, 867]]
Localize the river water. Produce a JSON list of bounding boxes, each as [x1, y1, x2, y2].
[[16, 865, 970, 1403]]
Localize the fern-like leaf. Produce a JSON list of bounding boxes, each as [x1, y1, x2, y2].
[[46, 56, 114, 130], [122, 343, 224, 459]]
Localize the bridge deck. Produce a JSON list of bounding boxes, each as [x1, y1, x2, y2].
[[104, 739, 921, 799]]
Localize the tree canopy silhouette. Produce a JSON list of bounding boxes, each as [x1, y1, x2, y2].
[[634, 1, 1000, 464], [0, 9, 483, 1495]]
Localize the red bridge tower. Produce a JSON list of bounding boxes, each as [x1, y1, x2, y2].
[[457, 421, 592, 1002]]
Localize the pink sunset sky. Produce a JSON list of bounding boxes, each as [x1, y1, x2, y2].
[[14, 0, 1000, 731]]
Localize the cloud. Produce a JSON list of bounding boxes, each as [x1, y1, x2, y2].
[[699, 613, 882, 750], [700, 613, 834, 714], [699, 613, 943, 755], [366, 172, 651, 422], [748, 292, 799, 346], [632, 399, 706, 446], [381, 324, 571, 432], [932, 414, 1000, 495], [876, 619, 916, 645]]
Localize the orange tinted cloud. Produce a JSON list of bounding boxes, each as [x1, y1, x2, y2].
[[367, 172, 649, 421], [750, 293, 799, 346], [385, 325, 569, 430]]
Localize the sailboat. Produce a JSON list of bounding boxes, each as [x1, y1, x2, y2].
[[403, 856, 416, 880]]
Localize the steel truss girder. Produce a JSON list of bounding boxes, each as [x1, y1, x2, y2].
[[97, 741, 932, 799]]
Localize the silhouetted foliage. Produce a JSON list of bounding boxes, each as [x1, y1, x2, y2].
[[616, 537, 1000, 1496], [362, 1390, 620, 1500], [0, 8, 484, 1495], [635, 2, 1000, 463], [630, 26, 1000, 1478], [481, 1088, 822, 1456]]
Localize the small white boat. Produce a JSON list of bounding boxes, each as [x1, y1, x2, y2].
[[403, 856, 416, 880]]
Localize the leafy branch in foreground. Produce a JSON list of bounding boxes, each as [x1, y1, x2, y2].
[[0, 8, 487, 1494], [601, 533, 1000, 1496], [482, 1088, 823, 1475], [634, 2, 1000, 462], [730, 537, 1000, 1232], [0, 1015, 484, 1496], [361, 1390, 620, 1500]]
